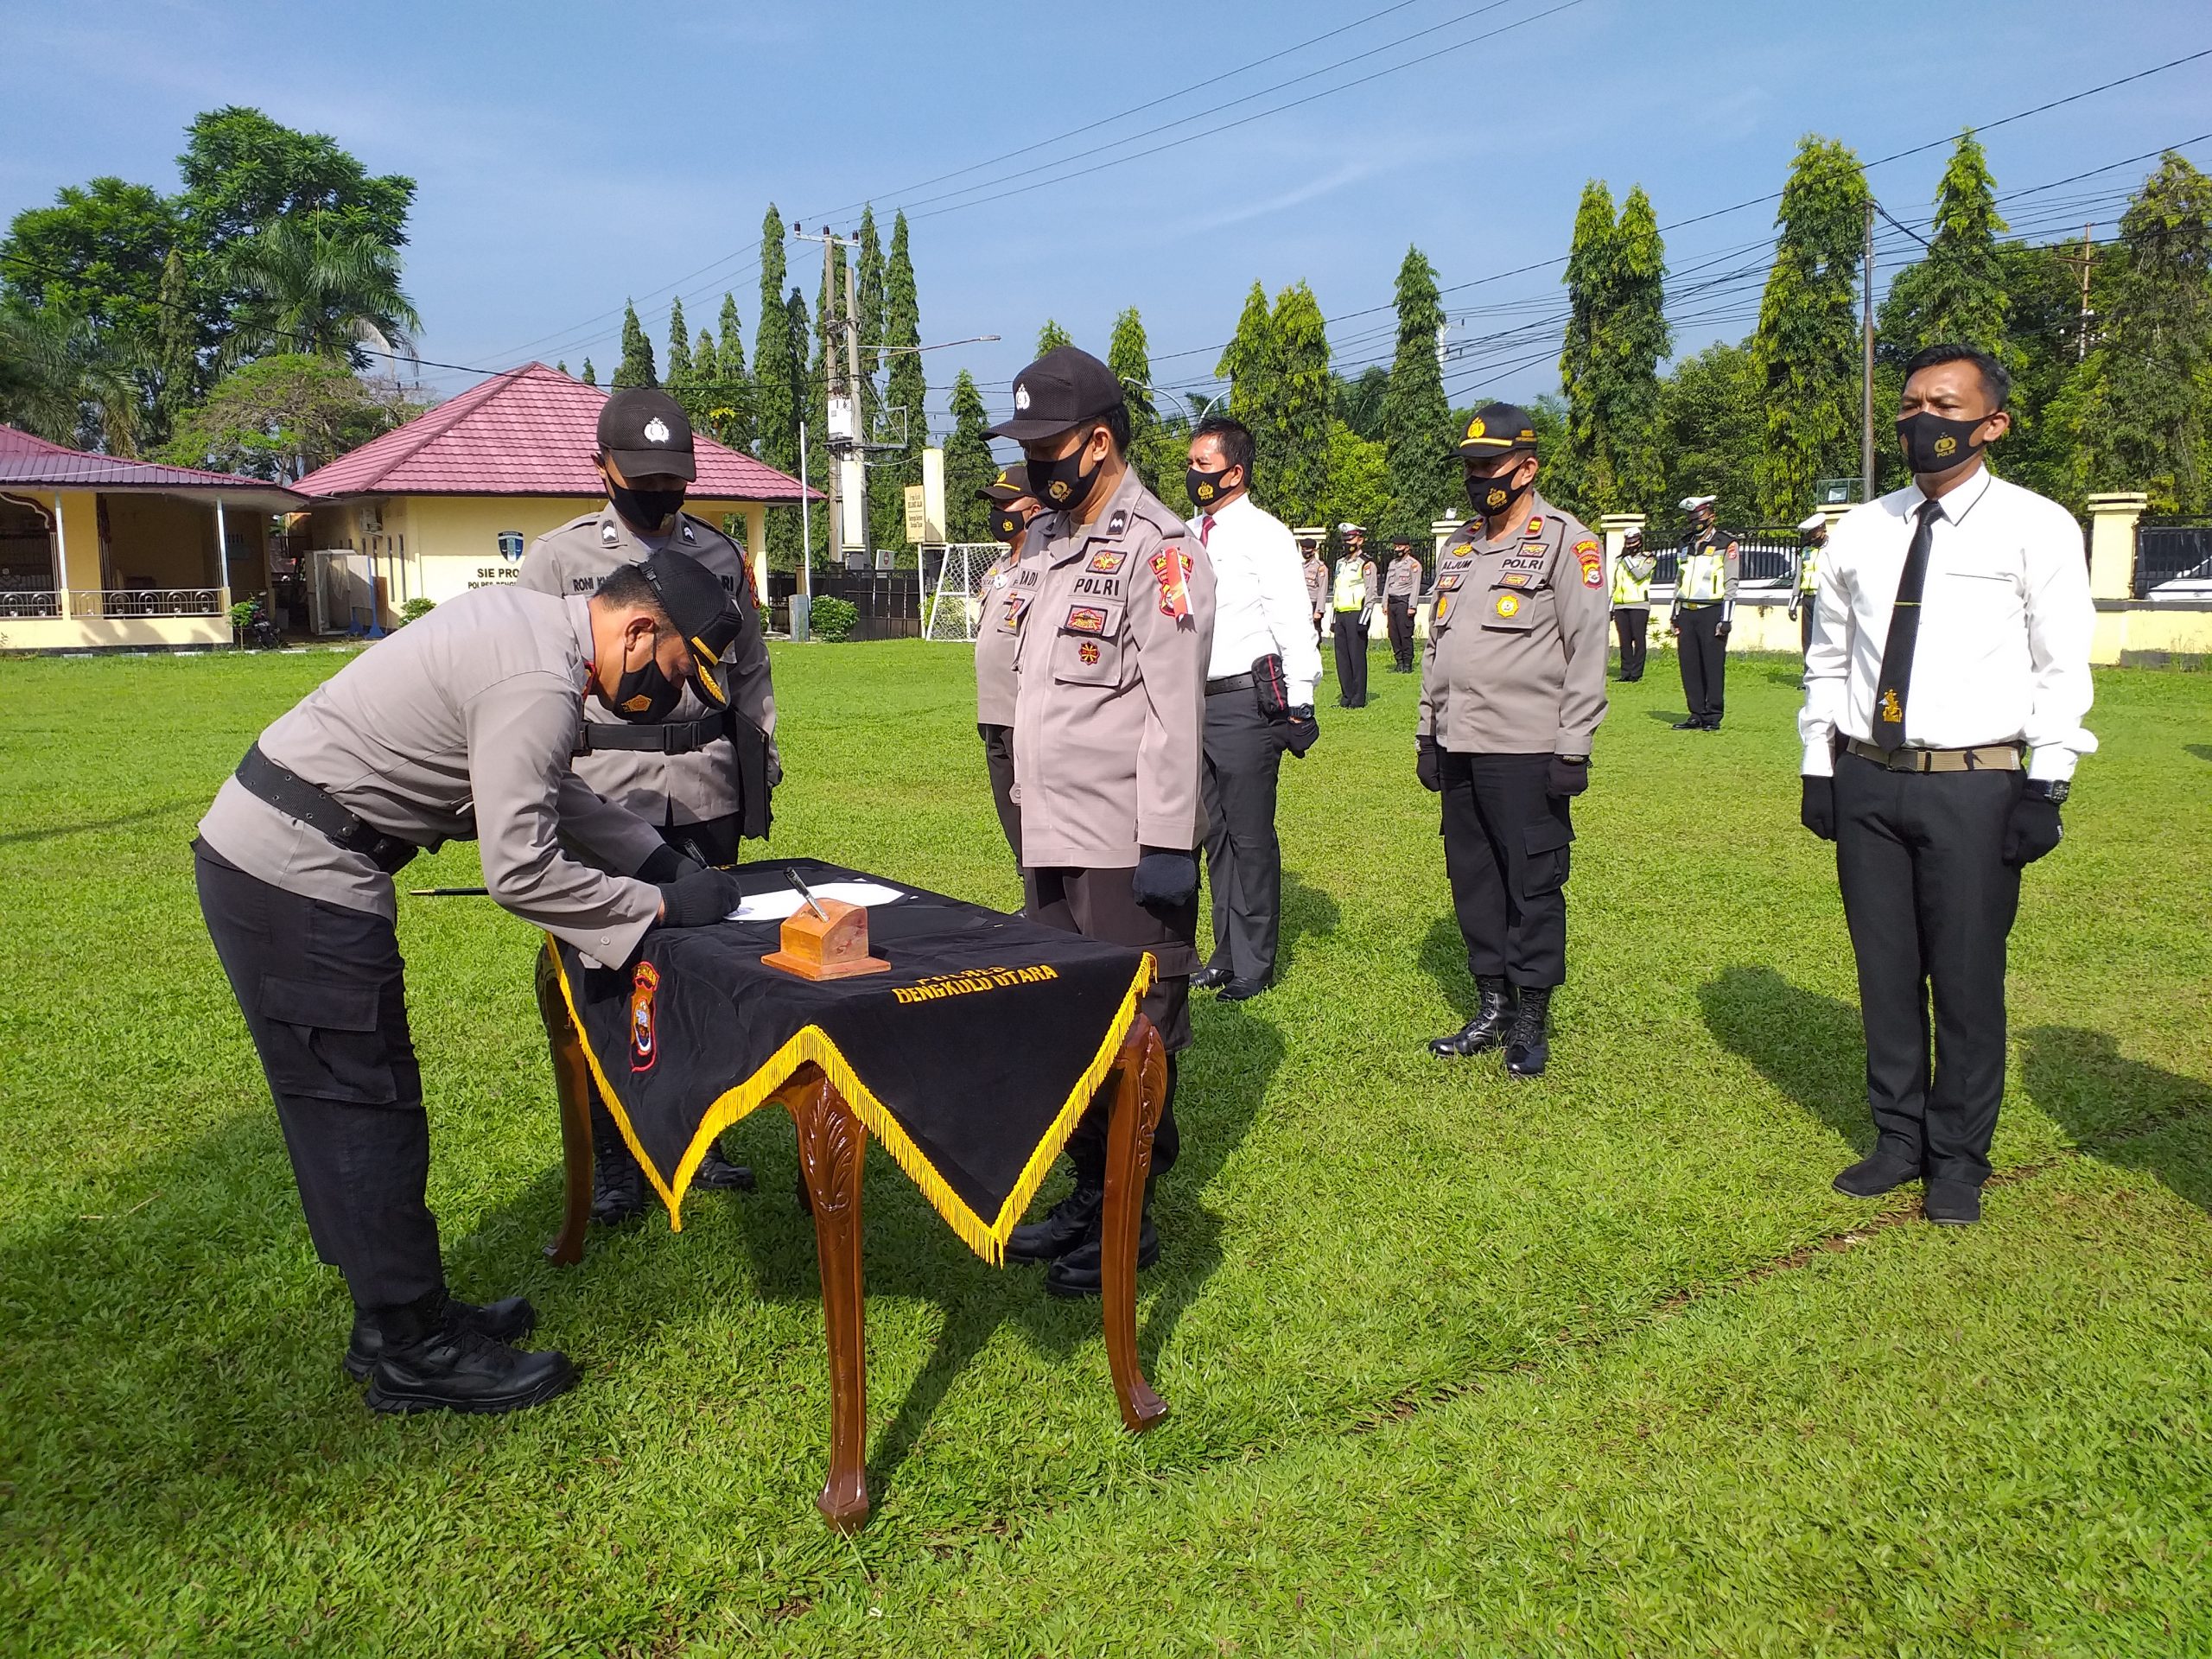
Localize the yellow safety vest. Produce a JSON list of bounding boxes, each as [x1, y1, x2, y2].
[[1611, 553, 1653, 607], [1797, 547, 1821, 593], [1680, 543, 1727, 603], [1332, 562, 1368, 612]]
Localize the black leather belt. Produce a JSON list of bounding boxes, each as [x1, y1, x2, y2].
[[575, 714, 730, 754], [234, 744, 420, 873], [1206, 672, 1255, 696]]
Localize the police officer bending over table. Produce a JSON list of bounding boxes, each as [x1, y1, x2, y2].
[[518, 388, 775, 1217], [1418, 404, 1608, 1076], [984, 345, 1216, 1297], [971, 461, 1045, 864], [195, 551, 750, 1414]]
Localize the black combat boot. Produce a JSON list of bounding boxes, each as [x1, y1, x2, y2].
[[589, 1096, 649, 1226], [1428, 976, 1516, 1058], [1505, 986, 1554, 1077], [1045, 1212, 1161, 1299], [345, 1293, 536, 1381], [1006, 1181, 1103, 1263], [358, 1291, 575, 1415], [691, 1141, 756, 1192]]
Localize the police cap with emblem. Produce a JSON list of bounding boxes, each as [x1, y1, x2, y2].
[[976, 461, 1033, 503], [1456, 402, 1540, 460], [984, 346, 1127, 442], [598, 388, 697, 482], [634, 547, 741, 707]]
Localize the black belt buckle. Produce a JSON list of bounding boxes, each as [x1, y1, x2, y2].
[[659, 721, 699, 754]]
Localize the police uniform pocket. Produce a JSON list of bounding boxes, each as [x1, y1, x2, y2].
[[1484, 586, 1538, 632], [254, 974, 412, 1106], [1054, 600, 1123, 683], [1518, 814, 1574, 898]]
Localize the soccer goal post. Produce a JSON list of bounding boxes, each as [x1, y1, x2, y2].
[[922, 543, 1002, 642]]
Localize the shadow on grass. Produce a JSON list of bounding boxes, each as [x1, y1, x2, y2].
[[2023, 1027, 2212, 1215], [1696, 966, 1872, 1154], [0, 799, 193, 846], [1273, 868, 1340, 982], [2186, 744, 2212, 766]]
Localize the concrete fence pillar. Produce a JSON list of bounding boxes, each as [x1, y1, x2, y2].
[[1429, 516, 1462, 562], [2084, 493, 2146, 601]]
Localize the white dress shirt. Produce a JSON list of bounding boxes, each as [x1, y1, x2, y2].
[[1192, 492, 1324, 704], [1799, 465, 2095, 782]]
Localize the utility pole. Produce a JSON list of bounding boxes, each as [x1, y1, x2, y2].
[[794, 226, 871, 573], [2069, 224, 2096, 362], [1861, 196, 1876, 503]]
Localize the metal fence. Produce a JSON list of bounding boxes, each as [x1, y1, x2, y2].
[[1647, 528, 1805, 589], [0, 588, 222, 619], [2135, 520, 2212, 599], [773, 570, 925, 640]]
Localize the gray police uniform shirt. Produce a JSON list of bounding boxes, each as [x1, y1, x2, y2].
[[1385, 555, 1422, 599], [1012, 465, 1217, 869], [1302, 556, 1327, 613], [1418, 493, 1611, 755], [198, 585, 667, 965], [974, 538, 1043, 728], [514, 506, 777, 826]]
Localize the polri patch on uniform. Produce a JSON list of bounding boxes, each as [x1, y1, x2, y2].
[[1152, 544, 1193, 619], [1494, 593, 1522, 619], [1087, 550, 1127, 574], [1066, 605, 1109, 634], [1577, 541, 1605, 588], [1077, 640, 1101, 664]]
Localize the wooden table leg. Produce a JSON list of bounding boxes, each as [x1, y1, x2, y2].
[[1101, 1014, 1170, 1433], [783, 1065, 871, 1531], [535, 942, 594, 1266]]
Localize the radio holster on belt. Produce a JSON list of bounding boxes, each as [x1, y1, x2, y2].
[[235, 744, 421, 873]]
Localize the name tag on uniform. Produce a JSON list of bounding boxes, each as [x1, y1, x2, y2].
[[1065, 605, 1109, 634]]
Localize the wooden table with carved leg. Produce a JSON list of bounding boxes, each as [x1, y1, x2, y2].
[[536, 952, 1170, 1531]]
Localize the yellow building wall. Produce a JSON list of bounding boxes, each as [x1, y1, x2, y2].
[[53, 492, 102, 593], [101, 494, 219, 590]]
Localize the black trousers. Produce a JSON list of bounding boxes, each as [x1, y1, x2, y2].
[[195, 842, 442, 1314], [977, 721, 1020, 865], [1613, 607, 1648, 681], [1799, 606, 1815, 655], [1676, 604, 1727, 723], [1332, 611, 1370, 707], [1201, 690, 1287, 985], [1026, 864, 1192, 1186], [1439, 751, 1574, 988], [1834, 752, 2023, 1186], [656, 810, 744, 870], [1387, 596, 1415, 671]]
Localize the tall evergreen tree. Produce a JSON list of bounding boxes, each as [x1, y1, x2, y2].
[[1560, 183, 1670, 514], [714, 290, 754, 453], [581, 357, 596, 385], [556, 359, 568, 377], [1036, 319, 1073, 355], [1610, 186, 1671, 512], [1559, 181, 1618, 508], [665, 296, 693, 382], [693, 326, 717, 385], [944, 369, 996, 543], [1880, 130, 2009, 361], [855, 207, 885, 391], [755, 205, 795, 473], [1109, 305, 1174, 501], [1751, 136, 1870, 518], [1381, 245, 1454, 540], [877, 212, 926, 553], [613, 299, 657, 388], [1270, 281, 1332, 525], [1217, 281, 1282, 484]]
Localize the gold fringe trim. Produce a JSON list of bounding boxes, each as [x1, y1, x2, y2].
[[544, 943, 1155, 1267]]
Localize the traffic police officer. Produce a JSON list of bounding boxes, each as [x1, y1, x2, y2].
[[195, 552, 749, 1414], [972, 461, 1044, 862], [1331, 524, 1379, 707], [1300, 531, 1328, 648], [983, 345, 1216, 1298], [1610, 526, 1656, 682], [1384, 536, 1423, 672], [1669, 494, 1740, 729], [1789, 509, 1827, 655], [1417, 404, 1608, 1076], [517, 388, 776, 1217]]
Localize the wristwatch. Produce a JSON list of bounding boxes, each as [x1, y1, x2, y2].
[[2026, 779, 2069, 805]]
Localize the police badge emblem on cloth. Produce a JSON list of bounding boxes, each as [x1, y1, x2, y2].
[[630, 962, 659, 1072]]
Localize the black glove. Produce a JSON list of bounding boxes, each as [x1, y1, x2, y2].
[[1547, 755, 1589, 798], [636, 844, 700, 885], [1128, 849, 1198, 910], [1800, 775, 1837, 842], [656, 866, 745, 928], [2002, 791, 2063, 867], [1283, 707, 1319, 758], [1417, 736, 1442, 793], [1714, 620, 1732, 640]]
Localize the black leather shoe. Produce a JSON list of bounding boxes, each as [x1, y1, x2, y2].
[[1217, 976, 1268, 1001], [364, 1325, 576, 1416], [589, 1099, 649, 1226], [1192, 965, 1233, 992], [691, 1141, 756, 1192], [1505, 986, 1553, 1077], [1429, 976, 1515, 1057], [1671, 718, 1703, 730], [1832, 1154, 1920, 1199], [1703, 720, 1723, 732], [1923, 1179, 1982, 1225], [346, 1295, 536, 1381], [1045, 1216, 1161, 1299], [1006, 1184, 1103, 1262]]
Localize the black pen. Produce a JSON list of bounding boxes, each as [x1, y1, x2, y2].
[[785, 867, 830, 920]]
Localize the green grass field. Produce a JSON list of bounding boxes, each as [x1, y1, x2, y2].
[[2, 639, 2209, 1657]]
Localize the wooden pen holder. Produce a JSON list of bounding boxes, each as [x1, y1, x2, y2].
[[762, 897, 891, 981]]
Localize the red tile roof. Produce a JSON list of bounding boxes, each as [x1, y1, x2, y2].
[[292, 362, 817, 502], [0, 424, 303, 501]]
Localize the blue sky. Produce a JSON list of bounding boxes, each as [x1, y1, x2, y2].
[[4, 0, 2209, 437]]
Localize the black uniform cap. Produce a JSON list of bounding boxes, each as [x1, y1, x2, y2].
[[976, 461, 1033, 503], [598, 388, 697, 482], [634, 548, 741, 708], [1455, 402, 1540, 460], [985, 346, 1126, 442]]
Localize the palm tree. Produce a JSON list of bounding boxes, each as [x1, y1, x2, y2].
[[0, 297, 142, 454], [220, 219, 421, 371]]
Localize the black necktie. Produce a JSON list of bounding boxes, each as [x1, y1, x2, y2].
[[1872, 499, 1942, 753]]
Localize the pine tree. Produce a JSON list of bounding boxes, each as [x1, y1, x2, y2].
[[1381, 245, 1454, 541], [1751, 137, 1870, 518], [1109, 306, 1174, 500], [1217, 281, 1281, 485], [1881, 130, 2009, 361], [581, 358, 596, 386], [944, 369, 995, 542], [1610, 185, 1671, 512], [693, 327, 718, 385], [855, 207, 885, 392], [556, 359, 569, 377], [1270, 282, 1332, 525], [1036, 319, 1073, 355], [877, 211, 926, 554], [715, 290, 754, 453], [613, 300, 658, 389], [1560, 183, 1670, 515], [666, 297, 693, 382], [755, 206, 796, 472], [1559, 180, 1618, 507]]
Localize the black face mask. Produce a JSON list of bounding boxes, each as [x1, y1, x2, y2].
[[1466, 463, 1531, 518], [1028, 438, 1103, 516], [1896, 410, 1989, 475], [990, 506, 1032, 543], [605, 629, 683, 723], [1185, 465, 1236, 509], [609, 480, 686, 534]]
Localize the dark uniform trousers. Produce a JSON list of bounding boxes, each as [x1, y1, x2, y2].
[[1799, 607, 1816, 656], [1834, 751, 2023, 1186], [977, 722, 1020, 864], [1201, 690, 1287, 985], [1026, 865, 1192, 1189], [1439, 751, 1573, 988], [1332, 613, 1370, 707], [1614, 609, 1648, 682], [194, 842, 442, 1313], [1676, 604, 1727, 723], [1387, 596, 1415, 672]]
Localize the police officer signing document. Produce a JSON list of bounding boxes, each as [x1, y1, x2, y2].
[[1418, 404, 1608, 1077], [985, 345, 1216, 1297], [196, 550, 751, 1414], [1800, 344, 2094, 1226], [518, 388, 776, 1217], [972, 461, 1045, 864]]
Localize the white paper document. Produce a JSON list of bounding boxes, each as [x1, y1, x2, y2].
[[728, 880, 907, 923]]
